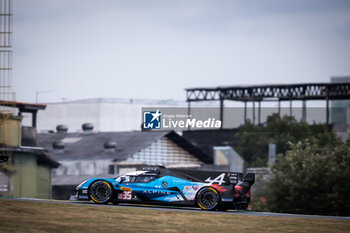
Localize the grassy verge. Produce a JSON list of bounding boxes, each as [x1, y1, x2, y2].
[[0, 199, 349, 233]]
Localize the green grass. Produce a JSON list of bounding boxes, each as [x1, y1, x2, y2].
[[0, 199, 349, 233]]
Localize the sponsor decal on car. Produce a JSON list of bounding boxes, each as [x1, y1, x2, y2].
[[210, 184, 228, 193], [204, 173, 227, 185], [121, 187, 132, 191], [118, 191, 132, 200], [143, 190, 171, 195], [183, 185, 199, 191], [79, 195, 89, 199], [162, 181, 168, 188]]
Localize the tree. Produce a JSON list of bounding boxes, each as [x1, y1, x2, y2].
[[235, 120, 267, 166], [235, 113, 341, 167], [267, 141, 350, 216]]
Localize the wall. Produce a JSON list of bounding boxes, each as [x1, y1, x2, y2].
[[0, 171, 10, 196], [0, 115, 21, 147], [230, 148, 244, 173], [36, 165, 51, 199], [22, 99, 183, 132], [53, 159, 111, 176], [213, 146, 244, 173], [126, 137, 202, 166], [12, 153, 37, 198], [12, 152, 51, 199]]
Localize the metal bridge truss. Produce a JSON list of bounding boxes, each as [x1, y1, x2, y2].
[[185, 83, 350, 127]]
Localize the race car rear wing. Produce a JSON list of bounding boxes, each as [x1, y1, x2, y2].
[[170, 169, 255, 186], [242, 172, 255, 185]]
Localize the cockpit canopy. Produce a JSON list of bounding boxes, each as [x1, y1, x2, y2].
[[115, 169, 159, 184]]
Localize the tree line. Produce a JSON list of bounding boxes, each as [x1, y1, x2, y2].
[[236, 113, 350, 216]]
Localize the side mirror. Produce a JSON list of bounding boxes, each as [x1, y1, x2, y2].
[[120, 177, 125, 183]]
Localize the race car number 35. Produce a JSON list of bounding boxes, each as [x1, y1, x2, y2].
[[118, 191, 132, 200]]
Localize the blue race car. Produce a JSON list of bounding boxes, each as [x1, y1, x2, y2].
[[75, 166, 255, 211]]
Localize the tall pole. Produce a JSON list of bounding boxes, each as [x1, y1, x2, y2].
[[35, 90, 52, 103], [258, 101, 261, 125], [32, 111, 37, 127], [252, 99, 255, 125], [187, 101, 191, 130], [220, 98, 224, 129], [244, 101, 247, 124], [326, 88, 329, 125], [278, 100, 281, 116], [302, 100, 306, 122]]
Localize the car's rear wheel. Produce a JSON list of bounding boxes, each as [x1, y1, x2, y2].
[[89, 180, 113, 204], [196, 187, 220, 210]]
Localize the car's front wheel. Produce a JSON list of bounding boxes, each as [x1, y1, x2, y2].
[[89, 180, 113, 204], [196, 187, 220, 210]]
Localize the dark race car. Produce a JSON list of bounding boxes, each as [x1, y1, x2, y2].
[[75, 166, 255, 211]]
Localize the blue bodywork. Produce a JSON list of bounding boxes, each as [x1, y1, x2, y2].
[[76, 175, 204, 203], [75, 167, 255, 210]]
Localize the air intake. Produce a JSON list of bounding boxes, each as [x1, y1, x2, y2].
[[104, 140, 117, 153], [56, 124, 68, 133], [82, 123, 94, 133], [52, 141, 65, 154]]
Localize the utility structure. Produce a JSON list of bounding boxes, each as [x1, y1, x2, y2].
[[0, 0, 14, 163], [0, 0, 14, 108], [186, 83, 350, 127], [0, 1, 59, 199]]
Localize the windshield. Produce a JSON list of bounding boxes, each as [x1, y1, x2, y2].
[[115, 175, 134, 183], [115, 175, 156, 183]]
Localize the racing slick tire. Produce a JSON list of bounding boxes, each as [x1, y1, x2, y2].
[[196, 187, 220, 211], [89, 180, 113, 204]]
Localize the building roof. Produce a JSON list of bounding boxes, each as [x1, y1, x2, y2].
[[37, 130, 211, 163], [0, 146, 60, 168], [42, 97, 186, 106], [0, 100, 46, 112]]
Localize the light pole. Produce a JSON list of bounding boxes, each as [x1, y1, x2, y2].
[[35, 90, 52, 103]]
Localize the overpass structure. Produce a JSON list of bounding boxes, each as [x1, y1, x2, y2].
[[185, 82, 350, 126]]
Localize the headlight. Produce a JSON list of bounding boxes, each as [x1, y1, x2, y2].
[[77, 180, 88, 188]]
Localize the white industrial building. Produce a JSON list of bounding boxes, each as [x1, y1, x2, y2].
[[22, 98, 187, 132], [21, 96, 338, 133]]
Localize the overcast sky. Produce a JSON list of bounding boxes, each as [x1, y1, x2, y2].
[[12, 0, 350, 103]]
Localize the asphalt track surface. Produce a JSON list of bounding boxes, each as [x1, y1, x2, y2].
[[4, 197, 350, 221]]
